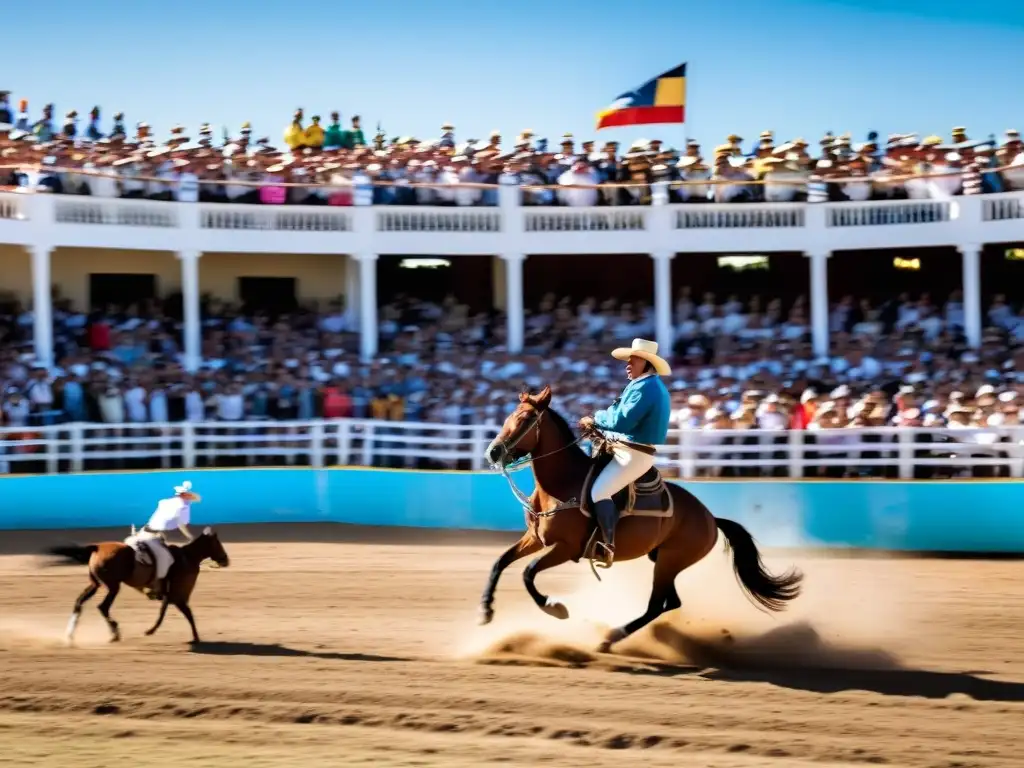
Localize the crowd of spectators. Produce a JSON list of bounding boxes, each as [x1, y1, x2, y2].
[[2, 93, 1024, 206], [1, 288, 1023, 476]]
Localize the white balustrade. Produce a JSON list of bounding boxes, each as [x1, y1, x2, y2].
[[1, 420, 1021, 479], [0, 188, 1021, 254]]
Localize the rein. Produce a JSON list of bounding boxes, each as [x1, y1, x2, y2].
[[492, 409, 586, 519]]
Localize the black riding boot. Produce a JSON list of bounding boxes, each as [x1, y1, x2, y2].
[[594, 499, 619, 563]]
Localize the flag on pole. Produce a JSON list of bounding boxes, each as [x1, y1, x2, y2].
[[595, 63, 687, 130]]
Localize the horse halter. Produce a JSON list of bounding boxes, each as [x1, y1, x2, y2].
[[495, 406, 545, 464]]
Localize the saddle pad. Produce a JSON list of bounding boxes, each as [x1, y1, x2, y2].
[[124, 535, 154, 566], [576, 489, 675, 519]]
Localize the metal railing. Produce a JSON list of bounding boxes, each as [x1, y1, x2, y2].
[[1, 419, 1021, 480]]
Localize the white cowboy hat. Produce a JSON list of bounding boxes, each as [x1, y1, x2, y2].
[[611, 338, 672, 376], [174, 480, 202, 502]]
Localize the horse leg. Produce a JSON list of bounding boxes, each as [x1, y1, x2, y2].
[[479, 532, 543, 625], [144, 598, 170, 637], [174, 601, 201, 644], [97, 583, 122, 642], [598, 551, 684, 653], [523, 543, 574, 620], [66, 577, 100, 646]]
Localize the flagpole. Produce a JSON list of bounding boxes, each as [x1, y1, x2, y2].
[[682, 60, 690, 153]]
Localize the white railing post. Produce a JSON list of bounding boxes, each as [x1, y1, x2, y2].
[[1012, 426, 1024, 479], [69, 423, 84, 473], [897, 428, 914, 480], [45, 426, 58, 474], [679, 428, 695, 479], [310, 421, 325, 468], [471, 425, 491, 471], [337, 420, 351, 466], [787, 429, 803, 478], [361, 422, 375, 467], [182, 422, 196, 469]]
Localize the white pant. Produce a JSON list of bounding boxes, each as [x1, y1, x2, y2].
[[591, 445, 656, 503], [134, 530, 174, 578]]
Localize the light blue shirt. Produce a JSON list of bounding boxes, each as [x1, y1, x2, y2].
[[594, 373, 671, 446]]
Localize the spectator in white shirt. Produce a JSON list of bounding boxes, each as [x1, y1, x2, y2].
[[175, 159, 200, 202], [124, 380, 149, 422], [216, 383, 245, 421], [98, 385, 125, 423], [557, 160, 599, 207]]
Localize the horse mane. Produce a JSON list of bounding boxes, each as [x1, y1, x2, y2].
[[541, 405, 577, 445], [539, 404, 589, 463]]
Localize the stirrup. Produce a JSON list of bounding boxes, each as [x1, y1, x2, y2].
[[594, 540, 614, 569]]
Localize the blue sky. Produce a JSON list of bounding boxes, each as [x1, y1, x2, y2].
[[6, 0, 1022, 151]]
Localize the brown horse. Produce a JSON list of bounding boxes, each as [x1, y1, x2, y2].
[[480, 386, 803, 652], [46, 528, 230, 645]]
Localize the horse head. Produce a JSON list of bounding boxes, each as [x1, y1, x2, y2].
[[196, 527, 230, 568], [486, 386, 552, 468]]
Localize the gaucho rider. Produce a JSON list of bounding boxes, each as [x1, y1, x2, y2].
[[136, 480, 201, 600], [579, 339, 671, 565]]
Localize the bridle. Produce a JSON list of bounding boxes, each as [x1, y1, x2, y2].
[[491, 406, 546, 466], [491, 405, 585, 518]]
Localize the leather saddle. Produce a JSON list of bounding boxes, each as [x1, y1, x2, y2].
[[579, 447, 674, 519], [124, 527, 162, 568]]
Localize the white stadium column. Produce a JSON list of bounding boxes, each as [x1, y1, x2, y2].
[[177, 250, 202, 373], [29, 245, 53, 368], [651, 251, 674, 356], [502, 253, 525, 353], [345, 256, 361, 331], [960, 243, 982, 349], [356, 253, 378, 361], [807, 250, 831, 358]]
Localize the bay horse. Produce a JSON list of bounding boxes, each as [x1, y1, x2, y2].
[[46, 528, 230, 645], [480, 386, 802, 653]]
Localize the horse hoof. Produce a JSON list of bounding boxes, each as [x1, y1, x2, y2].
[[478, 607, 494, 626], [109, 634, 121, 643], [598, 628, 627, 653], [542, 599, 570, 620]]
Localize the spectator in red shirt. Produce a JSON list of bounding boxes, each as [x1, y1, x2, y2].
[[322, 384, 353, 419]]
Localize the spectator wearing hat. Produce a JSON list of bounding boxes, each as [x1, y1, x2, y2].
[[283, 109, 305, 150], [14, 98, 30, 132], [304, 115, 324, 150], [712, 149, 752, 202], [557, 159, 599, 207], [62, 110, 78, 139], [675, 155, 710, 202], [348, 115, 366, 149], [110, 112, 126, 141], [32, 103, 54, 142], [86, 107, 103, 141], [439, 122, 456, 149], [762, 154, 807, 202], [323, 112, 344, 150]]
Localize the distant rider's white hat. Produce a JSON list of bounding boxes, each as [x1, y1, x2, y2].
[[174, 480, 202, 502], [611, 338, 672, 376]]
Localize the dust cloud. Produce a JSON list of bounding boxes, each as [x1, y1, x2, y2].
[[461, 539, 927, 673]]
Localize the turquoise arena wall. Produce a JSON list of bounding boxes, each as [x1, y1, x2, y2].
[[2, 468, 1024, 552]]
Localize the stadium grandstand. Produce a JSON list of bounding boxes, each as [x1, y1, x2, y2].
[[2, 93, 1024, 478]]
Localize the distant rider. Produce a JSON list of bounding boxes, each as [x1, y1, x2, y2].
[[137, 480, 201, 600], [579, 339, 671, 565]]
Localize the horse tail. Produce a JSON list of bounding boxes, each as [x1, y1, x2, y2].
[[715, 518, 802, 612], [45, 544, 99, 566]]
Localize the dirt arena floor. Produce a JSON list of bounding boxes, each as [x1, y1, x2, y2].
[[1, 523, 1023, 767]]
